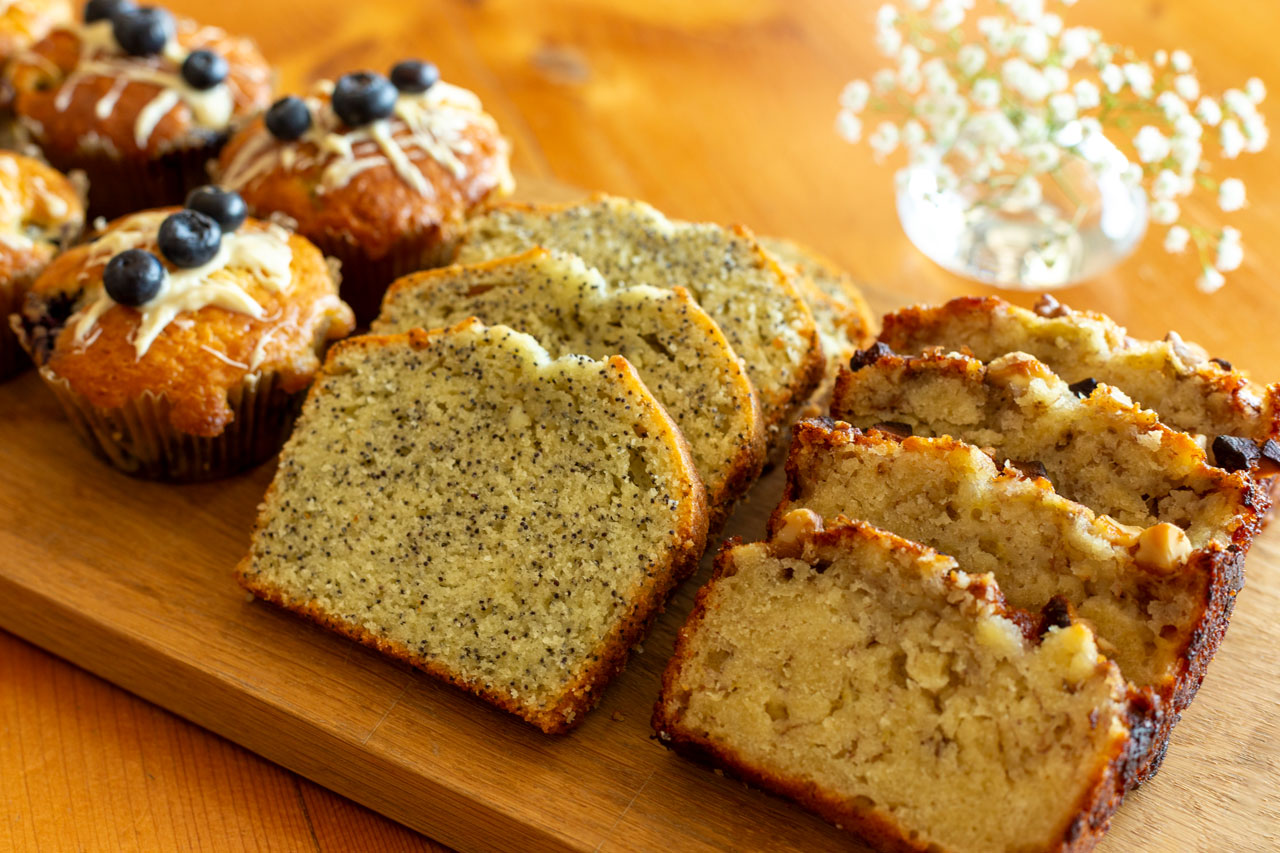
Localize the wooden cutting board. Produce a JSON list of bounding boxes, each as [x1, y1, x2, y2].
[[2, 200, 1278, 851]]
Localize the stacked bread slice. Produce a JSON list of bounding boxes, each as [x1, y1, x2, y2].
[[654, 297, 1271, 851], [456, 195, 826, 441], [373, 248, 765, 528], [878, 295, 1280, 473], [239, 320, 708, 733], [655, 508, 1152, 853]]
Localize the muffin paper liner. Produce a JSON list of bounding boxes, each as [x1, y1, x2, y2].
[[36, 368, 304, 482], [49, 143, 221, 221], [312, 233, 455, 327]]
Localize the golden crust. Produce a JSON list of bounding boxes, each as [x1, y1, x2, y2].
[[8, 19, 272, 159], [654, 519, 1150, 852], [238, 322, 709, 733], [18, 210, 355, 437], [879, 295, 1280, 460], [216, 90, 512, 264], [0, 0, 72, 63]]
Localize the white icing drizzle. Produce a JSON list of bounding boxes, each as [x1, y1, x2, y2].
[[220, 81, 499, 197], [44, 19, 237, 150], [70, 211, 296, 359]]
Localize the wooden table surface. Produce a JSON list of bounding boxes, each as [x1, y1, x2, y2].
[[5, 1, 1278, 850]]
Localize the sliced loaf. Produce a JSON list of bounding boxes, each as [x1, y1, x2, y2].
[[373, 248, 765, 527], [455, 195, 824, 440], [878, 295, 1280, 472], [832, 348, 1265, 547], [772, 420, 1243, 779], [237, 319, 709, 733], [654, 508, 1148, 853]]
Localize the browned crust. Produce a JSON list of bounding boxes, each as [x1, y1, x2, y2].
[[878, 296, 1280, 463], [455, 194, 827, 445], [830, 348, 1268, 550], [770, 418, 1250, 786], [238, 320, 709, 734], [653, 520, 1146, 852], [758, 235, 877, 351], [9, 20, 272, 159], [379, 248, 767, 530]]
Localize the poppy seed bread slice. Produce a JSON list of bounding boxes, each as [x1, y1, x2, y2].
[[237, 319, 709, 733], [759, 236, 876, 400], [772, 420, 1243, 780], [878, 295, 1280, 472], [454, 195, 824, 441], [373, 248, 765, 528], [833, 349, 1265, 548], [654, 509, 1148, 853]]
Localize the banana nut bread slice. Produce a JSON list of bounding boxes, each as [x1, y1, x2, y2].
[[237, 319, 709, 733], [832, 348, 1267, 548], [654, 508, 1152, 853], [878, 295, 1280, 473], [772, 420, 1244, 782], [373, 248, 765, 528], [454, 195, 824, 442]]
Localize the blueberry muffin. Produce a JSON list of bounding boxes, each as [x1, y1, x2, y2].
[[0, 150, 83, 379], [6, 1, 273, 218], [15, 187, 355, 480], [0, 0, 72, 65], [217, 61, 513, 324]]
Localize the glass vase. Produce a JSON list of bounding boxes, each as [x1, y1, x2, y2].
[[894, 140, 1148, 291]]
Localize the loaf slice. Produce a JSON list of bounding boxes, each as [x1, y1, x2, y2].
[[879, 295, 1280, 472], [373, 248, 765, 528], [772, 420, 1242, 779], [654, 509, 1149, 853], [455, 196, 824, 440], [759, 236, 876, 396], [832, 348, 1265, 548], [237, 319, 709, 733]]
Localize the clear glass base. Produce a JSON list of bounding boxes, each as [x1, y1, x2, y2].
[[895, 152, 1148, 291]]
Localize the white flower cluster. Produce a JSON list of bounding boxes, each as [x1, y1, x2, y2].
[[837, 0, 1268, 293]]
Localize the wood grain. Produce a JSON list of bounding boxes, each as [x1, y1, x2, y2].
[[3, 0, 1280, 850]]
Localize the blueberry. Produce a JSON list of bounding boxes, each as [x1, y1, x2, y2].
[[112, 6, 174, 57], [158, 210, 222, 268], [83, 0, 136, 23], [265, 96, 311, 141], [331, 71, 398, 127], [185, 185, 247, 233], [390, 60, 439, 94], [104, 249, 165, 307], [181, 50, 228, 90]]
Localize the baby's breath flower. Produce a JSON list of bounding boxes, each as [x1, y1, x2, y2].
[[1218, 178, 1246, 212], [957, 44, 987, 77], [1154, 49, 1169, 68], [1039, 13, 1063, 37], [972, 78, 1002, 109], [1223, 88, 1256, 118], [1073, 79, 1101, 110], [837, 111, 863, 143], [869, 121, 901, 159], [1123, 63, 1154, 98], [1044, 66, 1069, 93], [1150, 199, 1180, 225], [1156, 91, 1188, 122], [1164, 225, 1190, 253], [841, 80, 871, 113], [1174, 74, 1200, 103], [1058, 27, 1095, 68], [1049, 92, 1077, 123], [873, 69, 898, 93], [1171, 135, 1202, 176], [1100, 64, 1124, 94], [933, 0, 966, 32], [902, 119, 927, 150], [1171, 49, 1193, 73], [1152, 169, 1186, 200], [1019, 27, 1051, 63], [899, 65, 924, 94], [1246, 77, 1267, 103], [1243, 115, 1269, 153], [1197, 267, 1226, 293], [1005, 174, 1043, 210], [1134, 126, 1171, 163], [1008, 0, 1044, 23], [1024, 141, 1060, 172], [1173, 114, 1203, 141], [1220, 119, 1246, 159], [1215, 235, 1244, 272], [877, 26, 904, 57], [1195, 97, 1223, 127]]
